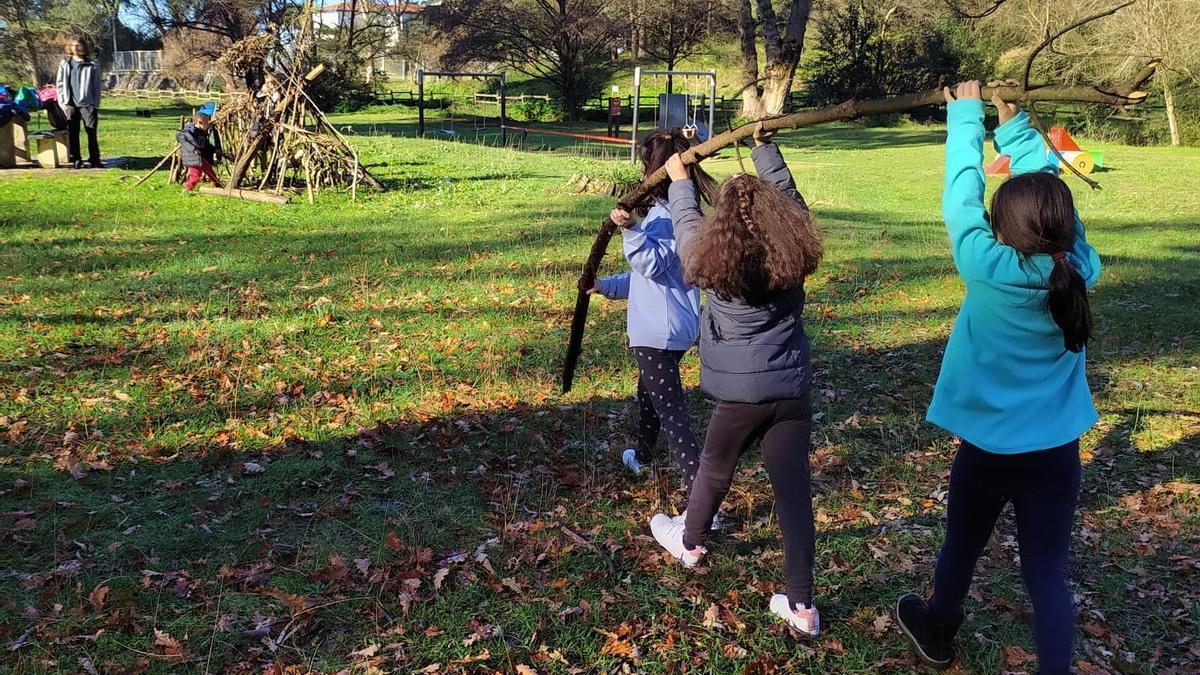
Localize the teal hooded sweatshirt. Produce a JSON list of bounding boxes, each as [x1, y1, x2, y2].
[[926, 100, 1101, 454]]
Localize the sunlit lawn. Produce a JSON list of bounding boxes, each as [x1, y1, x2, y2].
[[0, 98, 1196, 673]]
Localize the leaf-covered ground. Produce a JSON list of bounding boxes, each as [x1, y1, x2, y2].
[[0, 100, 1197, 673]]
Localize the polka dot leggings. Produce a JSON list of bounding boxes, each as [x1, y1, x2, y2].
[[632, 347, 701, 490]]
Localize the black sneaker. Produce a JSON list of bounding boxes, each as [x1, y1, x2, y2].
[[896, 593, 955, 670]]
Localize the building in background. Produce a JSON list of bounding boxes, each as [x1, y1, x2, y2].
[[311, 0, 433, 81]]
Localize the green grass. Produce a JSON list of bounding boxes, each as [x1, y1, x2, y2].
[[0, 100, 1197, 673]]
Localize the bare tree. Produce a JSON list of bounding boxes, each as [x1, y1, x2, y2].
[[426, 0, 623, 120], [1082, 0, 1200, 146], [133, 0, 297, 89], [737, 0, 813, 117], [639, 0, 722, 90], [973, 0, 1200, 145]]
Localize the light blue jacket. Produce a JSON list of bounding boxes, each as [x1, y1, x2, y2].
[[597, 201, 701, 351], [926, 101, 1102, 454]]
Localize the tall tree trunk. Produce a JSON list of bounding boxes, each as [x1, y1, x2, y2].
[[16, 14, 47, 85], [738, 0, 763, 117], [347, 0, 359, 54], [630, 0, 641, 60], [740, 0, 812, 117], [757, 0, 812, 115], [1162, 78, 1181, 147]]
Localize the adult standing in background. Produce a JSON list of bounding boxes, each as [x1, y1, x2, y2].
[[55, 36, 103, 169]]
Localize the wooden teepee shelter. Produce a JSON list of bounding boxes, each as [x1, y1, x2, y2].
[[210, 6, 385, 202]]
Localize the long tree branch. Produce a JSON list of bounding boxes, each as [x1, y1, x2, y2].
[[560, 77, 1156, 392]]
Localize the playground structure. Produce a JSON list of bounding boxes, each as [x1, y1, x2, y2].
[[416, 70, 508, 145], [629, 67, 716, 163], [416, 70, 633, 152], [986, 126, 1105, 176]]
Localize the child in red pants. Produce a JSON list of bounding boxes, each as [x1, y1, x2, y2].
[[178, 112, 222, 191]]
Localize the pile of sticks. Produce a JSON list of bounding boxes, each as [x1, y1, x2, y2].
[[215, 66, 385, 203], [134, 1, 384, 203], [215, 8, 384, 202]]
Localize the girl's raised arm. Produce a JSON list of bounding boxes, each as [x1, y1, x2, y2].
[[749, 123, 808, 209], [664, 154, 705, 256], [992, 104, 1055, 176], [942, 81, 1009, 280]]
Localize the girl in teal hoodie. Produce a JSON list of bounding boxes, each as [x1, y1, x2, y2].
[[897, 82, 1100, 674]]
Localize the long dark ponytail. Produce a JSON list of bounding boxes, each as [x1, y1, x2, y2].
[[1047, 253, 1092, 352], [990, 172, 1093, 352]]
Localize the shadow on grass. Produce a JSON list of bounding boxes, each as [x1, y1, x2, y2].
[[118, 154, 177, 171], [3, 367, 1196, 673]]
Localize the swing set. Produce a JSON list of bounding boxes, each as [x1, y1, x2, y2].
[[416, 70, 509, 145], [629, 67, 716, 163]]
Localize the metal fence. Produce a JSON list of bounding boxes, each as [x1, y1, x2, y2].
[[111, 50, 163, 73]]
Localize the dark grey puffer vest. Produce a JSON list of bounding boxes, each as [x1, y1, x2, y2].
[[667, 143, 813, 403]]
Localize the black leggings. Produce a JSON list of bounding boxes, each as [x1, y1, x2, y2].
[[929, 439, 1081, 675], [682, 396, 815, 607], [632, 348, 701, 489]]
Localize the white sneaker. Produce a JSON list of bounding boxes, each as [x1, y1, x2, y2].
[[622, 449, 646, 475], [770, 594, 820, 637], [649, 513, 705, 568], [673, 509, 721, 531]]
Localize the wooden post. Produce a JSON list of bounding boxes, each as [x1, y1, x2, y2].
[[417, 70, 425, 138], [499, 73, 507, 146]]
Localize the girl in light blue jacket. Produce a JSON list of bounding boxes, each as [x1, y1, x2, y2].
[[592, 129, 715, 494], [897, 82, 1100, 675]]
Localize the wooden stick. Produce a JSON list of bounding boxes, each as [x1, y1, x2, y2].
[[304, 63, 326, 81], [198, 186, 290, 204], [560, 77, 1156, 393], [133, 143, 181, 187]]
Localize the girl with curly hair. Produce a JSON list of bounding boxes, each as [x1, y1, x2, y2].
[[645, 122, 826, 636]]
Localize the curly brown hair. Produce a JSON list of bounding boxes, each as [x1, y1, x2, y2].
[[681, 174, 822, 303]]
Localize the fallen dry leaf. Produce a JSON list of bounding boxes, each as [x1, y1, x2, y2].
[[1003, 645, 1036, 667], [88, 584, 110, 611], [872, 612, 892, 636], [702, 603, 725, 630], [433, 568, 449, 590], [153, 629, 185, 662], [385, 531, 402, 551]]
